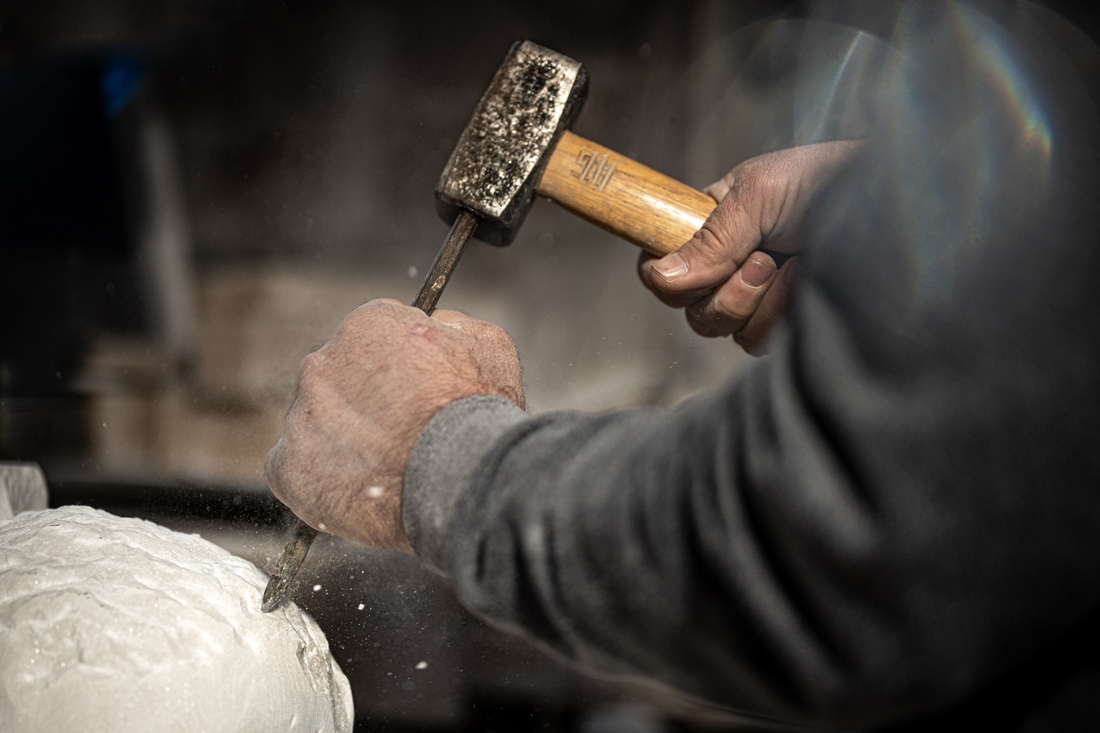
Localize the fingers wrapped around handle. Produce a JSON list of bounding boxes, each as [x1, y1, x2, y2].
[[638, 141, 862, 351]]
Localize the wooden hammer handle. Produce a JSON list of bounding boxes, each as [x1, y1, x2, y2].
[[536, 131, 717, 257]]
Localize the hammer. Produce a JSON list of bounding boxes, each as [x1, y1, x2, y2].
[[436, 40, 721, 256], [263, 40, 763, 611]]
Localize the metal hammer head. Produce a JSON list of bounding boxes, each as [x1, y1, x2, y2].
[[436, 41, 589, 246]]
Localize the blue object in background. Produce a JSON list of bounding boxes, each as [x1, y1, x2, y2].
[[101, 57, 147, 115]]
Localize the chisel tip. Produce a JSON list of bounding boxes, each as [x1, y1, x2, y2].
[[261, 519, 320, 613]]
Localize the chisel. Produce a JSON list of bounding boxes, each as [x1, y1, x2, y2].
[[261, 210, 478, 612]]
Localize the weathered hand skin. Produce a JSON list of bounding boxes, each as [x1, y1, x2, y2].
[[265, 298, 524, 552], [638, 140, 863, 353]]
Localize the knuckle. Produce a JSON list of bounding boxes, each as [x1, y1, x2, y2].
[[690, 223, 733, 263], [461, 318, 514, 352], [342, 304, 376, 333], [345, 298, 397, 332], [725, 154, 791, 230], [482, 322, 513, 349], [263, 447, 277, 482], [727, 158, 764, 197], [686, 302, 733, 338], [733, 160, 778, 204], [715, 164, 748, 198], [298, 351, 325, 385], [712, 290, 753, 322], [685, 282, 763, 338], [264, 442, 287, 496], [691, 183, 771, 268], [702, 180, 727, 202]]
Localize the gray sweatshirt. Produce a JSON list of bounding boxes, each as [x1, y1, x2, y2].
[[404, 2, 1100, 729]]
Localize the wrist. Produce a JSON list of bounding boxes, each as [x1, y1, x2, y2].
[[403, 395, 530, 574]]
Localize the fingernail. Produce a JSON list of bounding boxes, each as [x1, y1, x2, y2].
[[740, 255, 776, 288], [652, 252, 688, 281]]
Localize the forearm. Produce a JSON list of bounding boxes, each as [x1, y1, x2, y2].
[[403, 300, 1100, 730], [402, 3, 1100, 727]]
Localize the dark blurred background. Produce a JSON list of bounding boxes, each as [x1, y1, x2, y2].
[[0, 2, 789, 730], [2, 1, 1090, 731], [1, 0, 799, 486]]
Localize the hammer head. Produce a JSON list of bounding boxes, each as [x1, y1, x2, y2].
[[436, 41, 588, 246]]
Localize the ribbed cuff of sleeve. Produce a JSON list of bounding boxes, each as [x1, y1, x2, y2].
[[403, 394, 530, 576]]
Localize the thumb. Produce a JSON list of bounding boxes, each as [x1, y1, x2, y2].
[[644, 190, 766, 294]]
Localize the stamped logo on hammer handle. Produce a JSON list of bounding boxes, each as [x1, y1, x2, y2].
[[572, 149, 617, 191]]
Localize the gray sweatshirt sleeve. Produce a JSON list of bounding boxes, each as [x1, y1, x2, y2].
[[404, 5, 1100, 729]]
